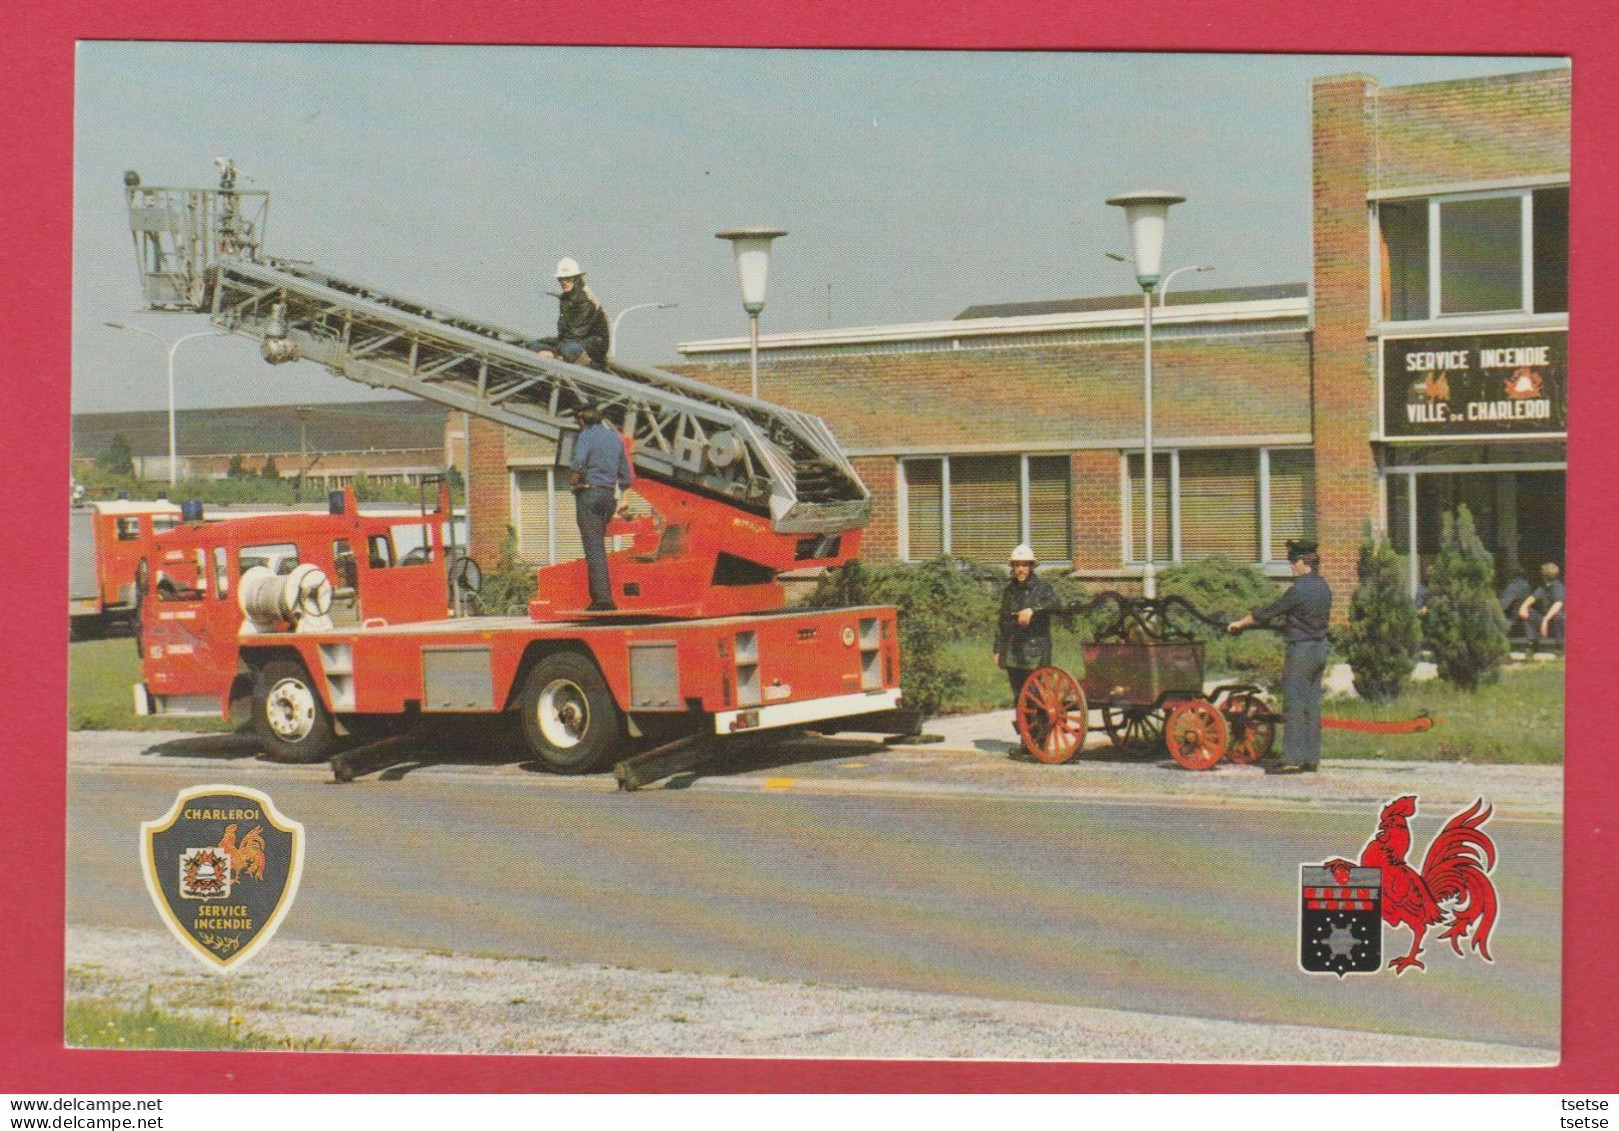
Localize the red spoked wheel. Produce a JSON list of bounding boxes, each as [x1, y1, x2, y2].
[[1165, 698, 1229, 771], [1219, 690, 1277, 765], [1016, 666, 1089, 765]]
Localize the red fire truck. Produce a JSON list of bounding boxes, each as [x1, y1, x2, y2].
[[124, 165, 914, 772], [70, 499, 181, 635]]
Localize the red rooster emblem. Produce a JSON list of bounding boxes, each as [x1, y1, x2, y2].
[[1326, 796, 1498, 974]]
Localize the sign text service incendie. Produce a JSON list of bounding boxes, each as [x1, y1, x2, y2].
[[1382, 331, 1566, 439]]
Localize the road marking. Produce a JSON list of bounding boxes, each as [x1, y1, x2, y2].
[[763, 777, 797, 791]]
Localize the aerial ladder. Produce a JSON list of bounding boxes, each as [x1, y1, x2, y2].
[[121, 162, 869, 618]]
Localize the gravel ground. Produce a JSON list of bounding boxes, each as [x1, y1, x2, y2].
[[66, 926, 1551, 1064]]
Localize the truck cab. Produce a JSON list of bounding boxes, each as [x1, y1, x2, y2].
[[135, 490, 454, 718]]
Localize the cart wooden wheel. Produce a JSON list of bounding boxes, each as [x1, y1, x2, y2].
[[1165, 698, 1229, 771], [1219, 690, 1276, 765], [1100, 704, 1166, 756], [1016, 666, 1088, 765]]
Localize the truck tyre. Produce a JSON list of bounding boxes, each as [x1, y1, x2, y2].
[[518, 652, 621, 774], [253, 659, 338, 763]]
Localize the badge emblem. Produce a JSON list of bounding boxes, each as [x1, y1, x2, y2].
[[1302, 795, 1498, 977], [1299, 862, 1382, 976], [140, 785, 304, 971]]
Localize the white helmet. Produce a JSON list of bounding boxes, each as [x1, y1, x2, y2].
[[555, 257, 583, 280], [1009, 543, 1037, 564]]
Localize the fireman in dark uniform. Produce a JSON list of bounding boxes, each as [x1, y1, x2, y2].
[[534, 257, 610, 369], [994, 543, 1059, 733], [1228, 539, 1332, 774]]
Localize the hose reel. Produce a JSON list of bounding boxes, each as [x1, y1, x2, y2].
[[239, 563, 335, 633]]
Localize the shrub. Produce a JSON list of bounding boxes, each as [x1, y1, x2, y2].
[[1155, 556, 1287, 680], [1425, 505, 1510, 691], [94, 434, 135, 476], [478, 527, 537, 616], [1341, 529, 1422, 701]]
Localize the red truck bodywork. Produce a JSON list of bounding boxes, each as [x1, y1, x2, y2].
[[69, 501, 181, 631], [135, 491, 905, 772]]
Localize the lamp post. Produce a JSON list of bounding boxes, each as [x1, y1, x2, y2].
[[609, 302, 678, 360], [1106, 191, 1185, 599], [716, 228, 787, 399], [105, 322, 231, 487], [1158, 264, 1213, 308]]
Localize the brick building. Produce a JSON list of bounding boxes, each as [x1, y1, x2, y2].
[[1311, 68, 1568, 601], [465, 65, 1568, 611]]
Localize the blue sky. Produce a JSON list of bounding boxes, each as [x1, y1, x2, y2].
[[73, 44, 1561, 414]]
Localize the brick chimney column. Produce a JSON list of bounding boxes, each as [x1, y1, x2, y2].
[[1311, 73, 1382, 617]]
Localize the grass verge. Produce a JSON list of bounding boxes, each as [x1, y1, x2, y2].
[[66, 998, 345, 1051]]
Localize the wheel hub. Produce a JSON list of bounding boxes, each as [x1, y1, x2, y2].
[[266, 678, 316, 741]]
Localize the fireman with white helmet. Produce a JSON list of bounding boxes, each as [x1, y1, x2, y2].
[[994, 543, 1059, 734], [533, 257, 610, 369]]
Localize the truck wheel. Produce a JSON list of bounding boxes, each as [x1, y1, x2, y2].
[[253, 660, 337, 763], [519, 652, 621, 774]]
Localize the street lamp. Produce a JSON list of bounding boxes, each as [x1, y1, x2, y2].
[[609, 302, 678, 360], [1158, 264, 1214, 309], [1106, 191, 1185, 599], [105, 322, 232, 487], [716, 227, 787, 399]]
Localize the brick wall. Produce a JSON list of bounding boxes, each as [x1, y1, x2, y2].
[[852, 457, 898, 560], [1071, 450, 1122, 571], [1310, 74, 1382, 611], [467, 415, 509, 569], [671, 334, 1312, 454], [1374, 68, 1570, 191]]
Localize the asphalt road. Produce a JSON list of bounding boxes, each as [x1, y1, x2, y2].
[[68, 729, 1562, 1052]]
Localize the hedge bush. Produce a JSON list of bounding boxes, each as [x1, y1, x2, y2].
[[1425, 505, 1510, 691], [1155, 556, 1288, 680], [478, 527, 538, 616], [1341, 530, 1422, 701]]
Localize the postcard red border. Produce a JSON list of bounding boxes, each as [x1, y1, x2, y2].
[[6, 0, 1614, 1095]]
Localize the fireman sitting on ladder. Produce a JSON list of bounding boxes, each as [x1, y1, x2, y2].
[[532, 257, 610, 370]]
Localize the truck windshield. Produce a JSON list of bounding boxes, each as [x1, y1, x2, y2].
[[240, 542, 300, 575]]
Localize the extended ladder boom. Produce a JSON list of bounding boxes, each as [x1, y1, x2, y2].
[[123, 170, 868, 536]]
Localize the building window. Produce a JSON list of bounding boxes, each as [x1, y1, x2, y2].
[[1125, 453, 1173, 564], [1266, 449, 1318, 563], [1378, 186, 1568, 322], [1179, 450, 1259, 561], [512, 468, 584, 565], [901, 455, 1071, 565], [1126, 447, 1315, 565], [1532, 187, 1569, 314], [1379, 200, 1429, 322], [1439, 196, 1522, 315]]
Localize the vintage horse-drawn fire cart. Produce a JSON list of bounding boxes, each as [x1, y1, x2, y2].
[[1015, 593, 1280, 771]]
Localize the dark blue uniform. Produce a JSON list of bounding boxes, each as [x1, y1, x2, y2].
[[1251, 570, 1333, 768], [571, 420, 633, 609], [995, 575, 1058, 705]]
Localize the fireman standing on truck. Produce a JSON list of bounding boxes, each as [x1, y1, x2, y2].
[[994, 543, 1059, 733], [571, 406, 633, 611], [534, 257, 610, 369]]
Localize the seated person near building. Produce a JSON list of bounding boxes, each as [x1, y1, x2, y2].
[[1498, 573, 1532, 647], [1518, 562, 1565, 652]]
